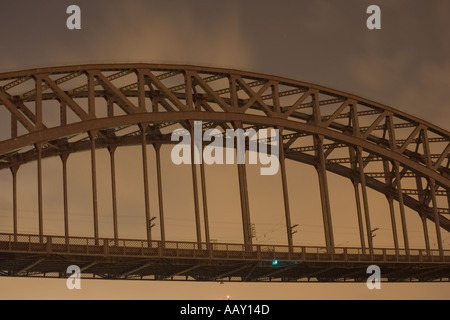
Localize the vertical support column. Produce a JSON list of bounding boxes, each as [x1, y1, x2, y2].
[[10, 166, 19, 241], [141, 123, 152, 245], [60, 106, 70, 243], [200, 155, 211, 247], [35, 75, 44, 243], [422, 129, 441, 257], [108, 146, 118, 244], [154, 143, 166, 245], [232, 120, 252, 248], [106, 96, 117, 244], [384, 160, 399, 254], [238, 162, 253, 247], [356, 147, 373, 254], [190, 124, 202, 247], [315, 135, 334, 249], [89, 131, 99, 244], [394, 161, 409, 255], [350, 148, 366, 252], [352, 180, 366, 252], [36, 144, 44, 243], [415, 175, 430, 254], [279, 128, 293, 253], [87, 71, 98, 243], [60, 153, 70, 243], [387, 196, 400, 255], [429, 179, 444, 257]]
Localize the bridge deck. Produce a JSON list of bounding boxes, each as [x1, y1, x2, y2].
[[0, 233, 449, 282]]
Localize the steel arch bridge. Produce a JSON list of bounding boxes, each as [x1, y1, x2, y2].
[[0, 64, 449, 282]]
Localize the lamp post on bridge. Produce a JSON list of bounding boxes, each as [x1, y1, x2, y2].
[[291, 224, 299, 236], [370, 228, 379, 243], [148, 217, 157, 245]]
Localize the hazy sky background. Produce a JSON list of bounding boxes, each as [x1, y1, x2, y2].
[[0, 0, 449, 300]]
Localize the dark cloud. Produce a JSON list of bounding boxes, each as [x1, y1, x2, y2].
[[1, 0, 448, 127]]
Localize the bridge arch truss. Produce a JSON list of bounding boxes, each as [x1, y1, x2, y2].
[[0, 64, 448, 282]]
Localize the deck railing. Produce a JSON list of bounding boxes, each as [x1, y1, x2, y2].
[[0, 233, 449, 263]]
